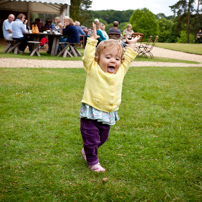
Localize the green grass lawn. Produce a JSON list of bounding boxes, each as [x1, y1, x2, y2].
[[0, 45, 200, 64], [0, 67, 201, 201], [155, 43, 202, 55]]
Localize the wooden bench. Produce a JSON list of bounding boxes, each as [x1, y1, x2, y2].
[[27, 41, 41, 56], [69, 43, 81, 57], [57, 42, 81, 57], [132, 32, 144, 42], [4, 40, 21, 54], [57, 42, 73, 57]]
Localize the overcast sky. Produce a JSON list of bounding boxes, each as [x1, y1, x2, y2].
[[90, 0, 180, 16]]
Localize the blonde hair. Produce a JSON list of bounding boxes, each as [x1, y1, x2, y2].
[[66, 18, 74, 26], [127, 24, 132, 28], [96, 22, 102, 31], [55, 17, 61, 23], [95, 39, 125, 63], [17, 13, 26, 20]]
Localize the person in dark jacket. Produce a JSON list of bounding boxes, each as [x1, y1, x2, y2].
[[61, 17, 80, 43], [194, 30, 201, 44]]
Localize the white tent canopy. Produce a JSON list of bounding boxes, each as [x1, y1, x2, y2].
[[0, 0, 71, 25]]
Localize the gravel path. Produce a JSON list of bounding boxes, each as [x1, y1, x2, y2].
[[0, 46, 202, 68]]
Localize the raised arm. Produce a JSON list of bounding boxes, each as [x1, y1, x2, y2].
[[90, 23, 100, 40], [82, 23, 100, 72]]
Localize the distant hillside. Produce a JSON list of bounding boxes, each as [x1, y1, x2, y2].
[[90, 10, 134, 24]]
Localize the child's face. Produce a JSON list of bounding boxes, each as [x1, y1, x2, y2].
[[98, 47, 122, 74]]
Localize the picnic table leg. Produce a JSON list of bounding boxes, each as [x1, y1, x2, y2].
[[51, 36, 60, 56], [57, 43, 73, 57], [70, 44, 81, 57], [3, 42, 12, 53], [55, 36, 61, 56], [30, 44, 40, 56], [63, 44, 73, 57], [7, 41, 20, 53], [74, 44, 81, 57], [57, 43, 65, 57]]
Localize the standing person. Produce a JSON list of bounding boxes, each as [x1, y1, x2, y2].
[[194, 30, 201, 44], [101, 23, 108, 39], [12, 13, 29, 53], [80, 23, 140, 172], [3, 14, 15, 40], [109, 21, 121, 34]]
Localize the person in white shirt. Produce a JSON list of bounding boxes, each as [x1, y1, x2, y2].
[[12, 13, 28, 53], [2, 14, 15, 40], [101, 23, 108, 39]]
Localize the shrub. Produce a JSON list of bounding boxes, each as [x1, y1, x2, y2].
[[177, 30, 195, 43]]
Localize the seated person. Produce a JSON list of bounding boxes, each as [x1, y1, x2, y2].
[[96, 22, 107, 44], [59, 17, 80, 50], [32, 18, 42, 32], [12, 13, 30, 53], [109, 21, 121, 34], [45, 19, 52, 30], [47, 17, 62, 52], [61, 17, 80, 43], [101, 23, 108, 39], [52, 17, 62, 33], [75, 21, 88, 46], [109, 21, 126, 47], [123, 24, 134, 38], [123, 24, 134, 43], [3, 14, 15, 40], [81, 25, 89, 36]]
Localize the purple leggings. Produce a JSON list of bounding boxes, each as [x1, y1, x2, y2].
[[80, 118, 110, 166]]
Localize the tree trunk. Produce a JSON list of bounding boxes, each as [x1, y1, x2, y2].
[[187, 0, 191, 43]]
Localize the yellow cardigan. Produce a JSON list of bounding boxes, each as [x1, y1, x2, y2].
[[81, 38, 138, 113]]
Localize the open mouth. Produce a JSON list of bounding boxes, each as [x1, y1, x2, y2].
[[107, 66, 115, 73]]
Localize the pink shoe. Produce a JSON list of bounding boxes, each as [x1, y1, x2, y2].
[[88, 163, 106, 173], [81, 148, 87, 162]]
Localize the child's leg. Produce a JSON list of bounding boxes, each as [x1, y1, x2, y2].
[[98, 122, 110, 148], [80, 118, 110, 166]]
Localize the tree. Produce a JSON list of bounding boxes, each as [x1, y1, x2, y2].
[[90, 10, 134, 24], [157, 18, 173, 42], [155, 13, 167, 19], [70, 0, 93, 25], [167, 22, 179, 42], [129, 8, 159, 42], [170, 0, 195, 43]]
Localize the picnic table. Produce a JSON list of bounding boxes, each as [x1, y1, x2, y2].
[[24, 32, 63, 56]]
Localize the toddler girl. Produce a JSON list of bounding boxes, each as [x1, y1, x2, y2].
[[80, 23, 140, 172]]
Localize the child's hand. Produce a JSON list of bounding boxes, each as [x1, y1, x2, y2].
[[90, 22, 100, 40], [126, 35, 141, 50]]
